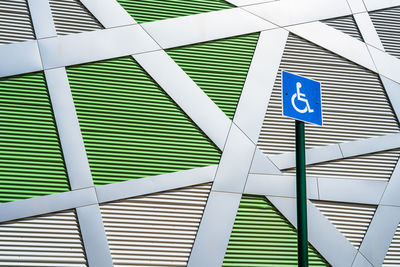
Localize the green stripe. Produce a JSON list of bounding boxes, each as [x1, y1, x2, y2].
[[0, 72, 69, 203], [117, 0, 233, 23], [167, 33, 260, 120], [67, 57, 221, 186], [223, 195, 330, 266]]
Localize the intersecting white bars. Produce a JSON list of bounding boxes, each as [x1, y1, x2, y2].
[[38, 25, 159, 69], [96, 165, 218, 203], [358, 205, 400, 266], [269, 196, 359, 266], [142, 8, 275, 49], [80, 0, 136, 28]]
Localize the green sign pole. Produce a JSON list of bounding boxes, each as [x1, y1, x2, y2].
[[296, 120, 308, 267]]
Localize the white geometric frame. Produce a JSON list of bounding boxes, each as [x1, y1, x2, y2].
[[0, 0, 399, 266]]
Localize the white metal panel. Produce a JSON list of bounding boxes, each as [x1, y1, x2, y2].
[[0, 0, 35, 44], [100, 183, 212, 267], [323, 15, 363, 41], [383, 223, 400, 266], [312, 200, 376, 249], [258, 34, 399, 155], [370, 6, 400, 59], [0, 210, 87, 266], [49, 0, 103, 35], [284, 148, 400, 181]]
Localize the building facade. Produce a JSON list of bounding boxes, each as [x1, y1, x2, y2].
[[0, 0, 400, 266]]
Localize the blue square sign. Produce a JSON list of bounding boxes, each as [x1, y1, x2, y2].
[[282, 71, 323, 126]]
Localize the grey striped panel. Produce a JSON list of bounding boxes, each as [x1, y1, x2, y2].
[[0, 0, 35, 44], [323, 15, 363, 41], [370, 6, 400, 59], [0, 210, 87, 266], [313, 200, 376, 249], [49, 0, 103, 35], [383, 223, 400, 266], [100, 183, 212, 267], [258, 34, 399, 155], [284, 149, 400, 181]]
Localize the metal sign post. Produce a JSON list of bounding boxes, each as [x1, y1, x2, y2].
[[282, 71, 322, 267]]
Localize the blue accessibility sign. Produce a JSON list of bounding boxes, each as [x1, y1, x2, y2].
[[282, 71, 323, 126]]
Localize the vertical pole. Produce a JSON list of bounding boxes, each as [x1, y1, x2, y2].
[[296, 120, 308, 267]]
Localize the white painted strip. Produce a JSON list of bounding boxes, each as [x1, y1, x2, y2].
[[379, 160, 400, 206], [359, 205, 400, 266], [318, 178, 387, 204], [26, 0, 57, 39], [363, 0, 400, 12], [226, 0, 276, 6], [368, 45, 400, 84], [268, 196, 358, 266], [96, 165, 217, 203], [244, 174, 319, 199], [80, 0, 136, 28], [234, 28, 288, 143], [244, 0, 351, 27], [45, 67, 93, 190], [286, 21, 376, 72], [133, 50, 231, 150], [76, 204, 113, 267], [381, 77, 400, 125], [352, 252, 374, 267], [0, 188, 97, 223], [38, 25, 159, 69], [187, 191, 242, 267], [0, 40, 42, 77], [346, 0, 367, 13], [212, 124, 256, 193], [353, 12, 384, 50], [142, 8, 275, 49]]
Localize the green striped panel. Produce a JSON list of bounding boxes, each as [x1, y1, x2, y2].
[[0, 72, 69, 203], [117, 0, 233, 24], [167, 33, 260, 120], [67, 57, 221, 186], [223, 195, 330, 266]]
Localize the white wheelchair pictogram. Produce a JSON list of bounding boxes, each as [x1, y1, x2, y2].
[[291, 82, 314, 114]]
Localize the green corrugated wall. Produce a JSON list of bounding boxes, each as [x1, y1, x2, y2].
[[0, 72, 69, 203], [66, 56, 221, 186], [167, 33, 260, 120], [223, 195, 330, 266], [117, 0, 233, 24]]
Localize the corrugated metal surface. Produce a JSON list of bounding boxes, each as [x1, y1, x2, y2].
[[0, 0, 35, 44], [66, 57, 221, 186], [117, 0, 233, 24], [284, 148, 400, 181], [383, 223, 400, 266], [49, 0, 103, 35], [167, 33, 260, 120], [0, 72, 69, 203], [223, 195, 330, 266], [323, 15, 363, 41], [312, 201, 376, 249], [370, 6, 400, 59], [258, 34, 400, 155], [0, 210, 87, 266], [100, 183, 212, 266]]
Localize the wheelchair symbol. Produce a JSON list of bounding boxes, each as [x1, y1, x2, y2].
[[291, 82, 314, 114]]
